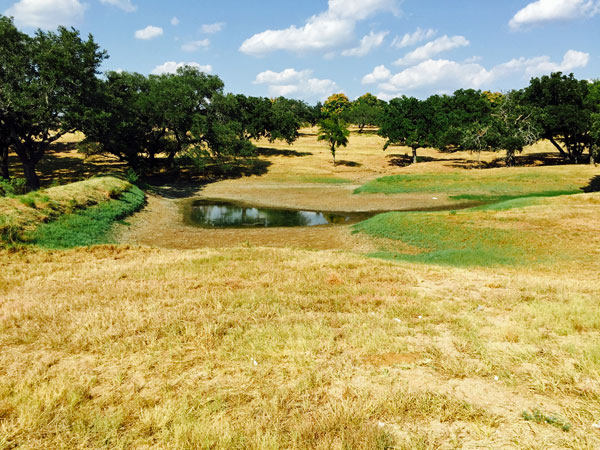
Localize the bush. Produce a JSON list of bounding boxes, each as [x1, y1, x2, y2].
[[0, 178, 28, 197]]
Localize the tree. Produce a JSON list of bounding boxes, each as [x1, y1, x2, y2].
[[322, 93, 351, 119], [0, 16, 29, 181], [82, 67, 225, 169], [0, 16, 106, 189], [149, 67, 224, 166], [462, 90, 540, 166], [588, 80, 600, 164], [347, 93, 383, 133], [436, 89, 493, 150], [522, 72, 591, 164], [317, 117, 350, 164], [378, 96, 436, 164], [80, 71, 152, 168]]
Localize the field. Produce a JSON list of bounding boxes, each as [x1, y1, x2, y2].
[[1, 130, 600, 449]]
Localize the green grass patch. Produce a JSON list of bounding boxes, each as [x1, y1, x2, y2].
[[28, 186, 145, 249], [455, 190, 580, 210], [353, 169, 587, 199], [522, 410, 571, 432], [353, 209, 535, 267]]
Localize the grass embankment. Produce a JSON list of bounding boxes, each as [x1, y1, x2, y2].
[[353, 166, 589, 202], [354, 192, 600, 267], [0, 176, 145, 248], [1, 244, 600, 448]]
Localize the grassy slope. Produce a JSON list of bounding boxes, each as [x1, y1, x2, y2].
[[353, 166, 592, 201], [0, 176, 144, 246], [29, 186, 145, 249], [1, 242, 599, 449], [353, 192, 600, 267]]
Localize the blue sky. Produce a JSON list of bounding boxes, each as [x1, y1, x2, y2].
[[2, 0, 598, 103]]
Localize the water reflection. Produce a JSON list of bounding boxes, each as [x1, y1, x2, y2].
[[186, 199, 369, 228]]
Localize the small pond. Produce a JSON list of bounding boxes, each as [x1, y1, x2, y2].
[[185, 199, 373, 228]]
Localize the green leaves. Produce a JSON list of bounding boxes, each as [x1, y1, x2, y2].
[[523, 72, 592, 163], [0, 16, 106, 188], [317, 117, 350, 164]]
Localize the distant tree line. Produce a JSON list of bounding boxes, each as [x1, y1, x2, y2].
[[1, 15, 598, 190], [320, 74, 600, 167]]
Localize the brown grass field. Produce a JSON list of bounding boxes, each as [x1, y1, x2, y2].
[[1, 130, 600, 449]]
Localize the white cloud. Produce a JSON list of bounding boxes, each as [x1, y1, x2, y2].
[[5, 0, 85, 29], [342, 30, 389, 56], [240, 0, 398, 55], [151, 61, 213, 75], [509, 0, 600, 29], [181, 39, 210, 52], [99, 0, 136, 12], [254, 68, 313, 85], [394, 35, 470, 66], [171, 17, 179, 26], [201, 22, 225, 34], [372, 49, 589, 97], [391, 27, 436, 48], [135, 25, 163, 40], [254, 68, 338, 101], [362, 65, 392, 84], [522, 49, 590, 76]]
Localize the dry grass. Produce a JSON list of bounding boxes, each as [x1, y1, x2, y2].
[[2, 131, 600, 448], [1, 238, 600, 448]]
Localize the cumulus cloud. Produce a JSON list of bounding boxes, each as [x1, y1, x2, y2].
[[342, 30, 389, 56], [4, 0, 85, 29], [370, 49, 589, 97], [362, 65, 392, 84], [201, 22, 225, 34], [135, 25, 163, 40], [151, 61, 213, 75], [394, 35, 470, 65], [254, 68, 338, 101], [99, 0, 136, 12], [171, 17, 179, 26], [181, 39, 210, 52], [391, 27, 436, 48], [240, 0, 398, 55], [509, 0, 600, 29]]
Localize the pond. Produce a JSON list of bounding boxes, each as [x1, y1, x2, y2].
[[184, 199, 373, 228]]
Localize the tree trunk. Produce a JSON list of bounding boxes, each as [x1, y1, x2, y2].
[[548, 137, 568, 157], [412, 147, 418, 165], [1, 147, 9, 180], [505, 150, 516, 167], [331, 145, 336, 165], [22, 161, 40, 190]]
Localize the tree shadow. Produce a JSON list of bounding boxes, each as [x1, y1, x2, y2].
[[450, 152, 571, 169], [335, 160, 362, 167], [6, 142, 128, 187], [582, 176, 600, 193], [256, 147, 312, 157], [144, 158, 272, 198], [388, 154, 455, 167]]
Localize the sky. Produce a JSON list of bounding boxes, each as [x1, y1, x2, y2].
[[1, 0, 599, 103]]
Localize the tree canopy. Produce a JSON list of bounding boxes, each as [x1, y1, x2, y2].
[[522, 72, 592, 164], [0, 16, 106, 188], [317, 117, 350, 164]]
